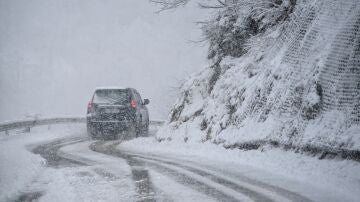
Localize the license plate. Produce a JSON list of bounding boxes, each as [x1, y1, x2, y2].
[[104, 108, 120, 113]]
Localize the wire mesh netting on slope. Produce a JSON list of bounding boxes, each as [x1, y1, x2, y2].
[[319, 12, 360, 124], [280, 0, 360, 123], [158, 0, 360, 154]]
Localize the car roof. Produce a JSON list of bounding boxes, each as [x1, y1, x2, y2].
[[95, 86, 129, 91]]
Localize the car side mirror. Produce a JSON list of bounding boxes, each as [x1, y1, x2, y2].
[[143, 99, 150, 105]]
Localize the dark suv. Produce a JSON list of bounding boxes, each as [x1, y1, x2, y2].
[[86, 87, 150, 139]]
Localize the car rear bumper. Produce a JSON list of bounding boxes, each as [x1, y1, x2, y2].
[[87, 119, 132, 134]]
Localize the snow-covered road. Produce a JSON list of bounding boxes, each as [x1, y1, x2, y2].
[[1, 124, 359, 202]]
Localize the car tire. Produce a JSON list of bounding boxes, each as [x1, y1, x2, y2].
[[114, 133, 123, 140], [127, 122, 137, 139], [136, 120, 142, 138], [141, 123, 149, 137], [113, 133, 119, 140], [87, 126, 97, 140]]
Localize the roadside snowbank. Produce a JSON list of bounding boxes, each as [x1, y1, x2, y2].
[[0, 124, 85, 201], [120, 137, 360, 202]]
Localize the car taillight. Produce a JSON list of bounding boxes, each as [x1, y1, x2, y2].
[[87, 101, 93, 110], [131, 99, 137, 109]]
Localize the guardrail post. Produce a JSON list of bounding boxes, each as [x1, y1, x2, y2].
[[25, 127, 31, 133]]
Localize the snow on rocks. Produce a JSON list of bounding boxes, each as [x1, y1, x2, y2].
[[157, 0, 360, 155]]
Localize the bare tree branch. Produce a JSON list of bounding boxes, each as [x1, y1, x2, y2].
[[217, 0, 227, 6], [198, 3, 225, 9], [150, 0, 191, 12], [151, 0, 229, 11]]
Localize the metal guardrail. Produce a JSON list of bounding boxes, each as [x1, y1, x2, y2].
[[0, 117, 86, 133], [0, 117, 164, 133]]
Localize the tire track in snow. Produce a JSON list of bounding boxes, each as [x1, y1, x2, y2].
[[136, 157, 278, 202], [12, 191, 43, 202], [26, 137, 130, 202], [90, 141, 239, 202], [98, 140, 312, 202], [91, 141, 282, 202], [126, 152, 313, 202], [28, 136, 313, 202], [89, 141, 157, 202], [32, 137, 89, 168], [12, 137, 89, 202], [139, 158, 252, 202]]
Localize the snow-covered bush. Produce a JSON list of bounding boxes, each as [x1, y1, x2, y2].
[[153, 0, 297, 60], [203, 0, 297, 60]]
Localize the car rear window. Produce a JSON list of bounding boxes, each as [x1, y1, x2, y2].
[[93, 89, 130, 105]]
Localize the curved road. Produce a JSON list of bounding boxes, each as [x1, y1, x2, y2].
[[21, 130, 316, 202]]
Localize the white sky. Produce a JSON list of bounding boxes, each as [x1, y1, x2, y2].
[[0, 0, 209, 121]]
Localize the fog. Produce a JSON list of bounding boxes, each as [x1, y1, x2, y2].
[[0, 0, 208, 121]]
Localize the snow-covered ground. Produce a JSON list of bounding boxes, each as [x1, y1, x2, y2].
[[0, 124, 139, 202], [120, 137, 360, 202], [0, 124, 86, 201], [1, 123, 359, 202]]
